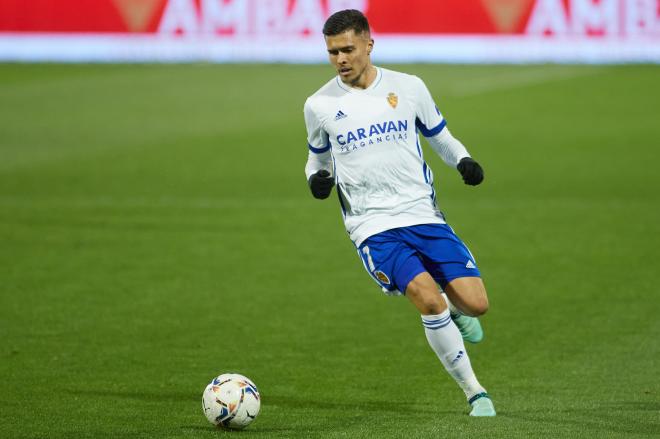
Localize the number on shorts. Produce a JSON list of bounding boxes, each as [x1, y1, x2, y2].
[[362, 246, 376, 272]]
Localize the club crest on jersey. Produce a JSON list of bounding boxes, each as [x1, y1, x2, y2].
[[374, 270, 391, 284], [387, 92, 398, 109]]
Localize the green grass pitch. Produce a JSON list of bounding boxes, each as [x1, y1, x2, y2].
[[1, 63, 658, 438]]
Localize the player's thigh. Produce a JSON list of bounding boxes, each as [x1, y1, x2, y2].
[[406, 224, 482, 286], [405, 271, 448, 315], [403, 224, 488, 315], [444, 277, 489, 317], [357, 233, 425, 294]]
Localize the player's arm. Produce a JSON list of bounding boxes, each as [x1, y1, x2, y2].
[[427, 129, 483, 186], [413, 77, 484, 186], [305, 151, 334, 199], [304, 99, 335, 199]]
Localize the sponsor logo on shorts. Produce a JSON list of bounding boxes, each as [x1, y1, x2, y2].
[[466, 260, 476, 269], [374, 270, 391, 284]]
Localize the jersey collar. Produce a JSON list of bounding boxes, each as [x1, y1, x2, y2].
[[336, 67, 382, 93]]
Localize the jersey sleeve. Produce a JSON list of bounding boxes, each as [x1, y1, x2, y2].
[[426, 127, 470, 168], [304, 98, 331, 154], [303, 98, 333, 180], [413, 76, 447, 138]]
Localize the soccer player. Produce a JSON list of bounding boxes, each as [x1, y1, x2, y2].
[[303, 10, 496, 417]]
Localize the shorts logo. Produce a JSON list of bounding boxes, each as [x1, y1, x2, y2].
[[374, 270, 391, 284], [466, 260, 476, 269], [387, 92, 398, 109]]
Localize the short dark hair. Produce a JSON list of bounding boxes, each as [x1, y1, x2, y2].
[[323, 9, 370, 37]]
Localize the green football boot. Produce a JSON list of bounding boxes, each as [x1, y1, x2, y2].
[[469, 393, 496, 417], [451, 313, 484, 344]]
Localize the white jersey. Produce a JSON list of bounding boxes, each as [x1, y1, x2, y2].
[[304, 67, 469, 247]]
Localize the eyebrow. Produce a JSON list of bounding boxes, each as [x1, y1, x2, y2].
[[327, 45, 355, 53]]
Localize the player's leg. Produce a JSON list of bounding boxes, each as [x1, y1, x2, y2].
[[405, 271, 495, 416], [407, 224, 488, 343], [405, 271, 447, 314], [444, 276, 489, 317], [356, 232, 495, 416], [442, 277, 488, 344]]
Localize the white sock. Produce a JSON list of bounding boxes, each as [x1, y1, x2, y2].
[[421, 309, 486, 400], [441, 292, 461, 316]]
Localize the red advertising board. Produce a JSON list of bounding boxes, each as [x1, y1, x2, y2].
[[0, 0, 658, 62]]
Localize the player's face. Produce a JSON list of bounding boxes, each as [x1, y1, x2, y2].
[[325, 30, 374, 88]]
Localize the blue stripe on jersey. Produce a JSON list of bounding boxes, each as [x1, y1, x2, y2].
[[414, 137, 430, 184], [416, 137, 437, 204], [308, 142, 330, 154], [332, 154, 347, 217], [372, 70, 383, 89], [414, 124, 440, 206], [415, 136, 423, 157], [415, 118, 447, 138], [425, 164, 437, 204], [336, 185, 347, 217]]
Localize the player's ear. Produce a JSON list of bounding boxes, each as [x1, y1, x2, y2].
[[367, 38, 374, 55]]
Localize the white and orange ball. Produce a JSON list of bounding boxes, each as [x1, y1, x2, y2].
[[202, 373, 260, 430]]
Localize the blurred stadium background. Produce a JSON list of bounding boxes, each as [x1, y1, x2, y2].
[[1, 0, 659, 62], [1, 1, 658, 438]]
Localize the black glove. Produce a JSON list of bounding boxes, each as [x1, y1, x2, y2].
[[308, 170, 335, 199], [457, 157, 484, 186]]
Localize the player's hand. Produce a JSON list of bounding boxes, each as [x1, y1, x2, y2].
[[308, 170, 335, 199], [457, 157, 484, 186]]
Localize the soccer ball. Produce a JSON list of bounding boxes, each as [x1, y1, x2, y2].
[[202, 373, 261, 429]]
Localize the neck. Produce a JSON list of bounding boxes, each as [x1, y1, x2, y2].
[[350, 65, 376, 89]]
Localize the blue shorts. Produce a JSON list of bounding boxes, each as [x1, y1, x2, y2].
[[357, 223, 480, 294]]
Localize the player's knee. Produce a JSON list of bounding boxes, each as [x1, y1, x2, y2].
[[445, 277, 490, 316], [406, 284, 446, 315], [467, 295, 489, 316], [419, 297, 446, 315]]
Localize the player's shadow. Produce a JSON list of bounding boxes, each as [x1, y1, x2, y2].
[[66, 389, 311, 434], [265, 394, 442, 415], [179, 425, 299, 434], [179, 396, 454, 435], [500, 401, 660, 435]]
